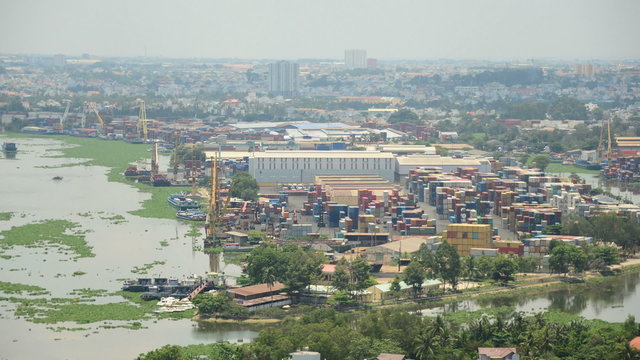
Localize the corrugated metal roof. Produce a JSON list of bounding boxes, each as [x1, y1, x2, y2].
[[253, 151, 394, 159]]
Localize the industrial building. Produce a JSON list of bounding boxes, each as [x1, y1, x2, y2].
[[395, 155, 492, 181], [249, 151, 396, 183]]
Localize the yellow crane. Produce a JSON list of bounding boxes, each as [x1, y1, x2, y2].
[[87, 102, 105, 136], [205, 154, 231, 245], [136, 99, 149, 143]]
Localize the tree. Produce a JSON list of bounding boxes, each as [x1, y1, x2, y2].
[[350, 257, 372, 292], [230, 172, 259, 201], [387, 109, 421, 124], [403, 261, 426, 297], [434, 242, 461, 291], [245, 245, 288, 284], [530, 154, 550, 171], [492, 255, 519, 284], [590, 246, 621, 266], [332, 258, 351, 292], [548, 97, 588, 120], [282, 248, 323, 294], [549, 244, 587, 275], [192, 291, 247, 318], [389, 276, 403, 301], [136, 345, 186, 360]]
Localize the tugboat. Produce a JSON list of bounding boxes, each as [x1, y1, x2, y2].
[[2, 142, 17, 152]]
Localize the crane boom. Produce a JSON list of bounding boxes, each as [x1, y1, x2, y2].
[[59, 100, 71, 131], [137, 99, 149, 143], [88, 103, 105, 136]]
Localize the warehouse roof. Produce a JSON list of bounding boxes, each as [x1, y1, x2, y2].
[[396, 155, 490, 167], [252, 151, 395, 159], [371, 236, 439, 254]]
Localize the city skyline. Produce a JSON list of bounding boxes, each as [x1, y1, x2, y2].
[[1, 0, 640, 61]]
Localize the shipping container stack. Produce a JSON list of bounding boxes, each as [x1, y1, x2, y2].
[[494, 240, 524, 256], [523, 235, 592, 258], [441, 223, 493, 257], [602, 156, 640, 182], [500, 205, 561, 234]]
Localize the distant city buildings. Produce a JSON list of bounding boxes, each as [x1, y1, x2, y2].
[[345, 49, 367, 69], [268, 60, 299, 96], [575, 64, 595, 77]]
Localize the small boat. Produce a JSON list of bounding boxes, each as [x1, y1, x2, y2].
[[167, 193, 200, 209], [52, 176, 63, 181], [2, 142, 17, 152], [176, 209, 206, 221]]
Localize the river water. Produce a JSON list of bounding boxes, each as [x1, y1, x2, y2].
[[0, 136, 256, 360]]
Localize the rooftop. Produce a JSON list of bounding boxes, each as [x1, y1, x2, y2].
[[478, 347, 518, 358], [396, 155, 489, 166], [228, 282, 285, 297], [252, 151, 395, 159]]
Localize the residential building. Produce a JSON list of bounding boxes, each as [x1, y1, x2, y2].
[[268, 61, 299, 97], [376, 354, 406, 360], [227, 282, 290, 311], [478, 347, 520, 360], [345, 49, 367, 69]]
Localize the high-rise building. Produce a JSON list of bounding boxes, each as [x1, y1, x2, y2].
[[575, 64, 595, 77], [268, 61, 299, 97], [345, 49, 367, 69]]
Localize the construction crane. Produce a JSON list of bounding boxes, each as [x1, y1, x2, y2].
[[597, 118, 613, 163], [59, 100, 71, 132], [87, 102, 105, 137], [136, 99, 149, 143]]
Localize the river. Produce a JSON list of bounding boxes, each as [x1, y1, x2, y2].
[[0, 136, 257, 360]]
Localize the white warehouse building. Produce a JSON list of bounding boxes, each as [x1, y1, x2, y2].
[[249, 151, 396, 184]]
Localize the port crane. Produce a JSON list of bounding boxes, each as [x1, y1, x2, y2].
[[136, 99, 150, 143], [87, 102, 106, 137], [597, 118, 613, 163], [59, 100, 71, 132], [205, 154, 232, 247]]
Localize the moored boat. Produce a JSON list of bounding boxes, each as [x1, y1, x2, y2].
[[167, 193, 200, 209], [2, 142, 17, 152], [176, 209, 206, 221]]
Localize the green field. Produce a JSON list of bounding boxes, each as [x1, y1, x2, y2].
[[546, 163, 601, 175]]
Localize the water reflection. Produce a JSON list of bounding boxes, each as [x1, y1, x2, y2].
[[430, 272, 640, 322]]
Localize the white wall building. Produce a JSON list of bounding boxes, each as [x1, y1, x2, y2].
[[249, 151, 395, 183]]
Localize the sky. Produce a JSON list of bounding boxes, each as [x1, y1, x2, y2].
[[1, 0, 639, 61]]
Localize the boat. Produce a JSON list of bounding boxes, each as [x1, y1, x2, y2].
[[124, 166, 139, 176], [121, 275, 208, 301], [167, 193, 200, 209], [2, 142, 17, 152], [176, 209, 206, 221], [52, 176, 63, 181], [152, 174, 172, 187]]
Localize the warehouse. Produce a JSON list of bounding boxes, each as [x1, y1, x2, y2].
[[395, 155, 492, 181], [249, 151, 396, 183]]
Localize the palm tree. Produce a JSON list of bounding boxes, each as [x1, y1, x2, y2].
[[263, 265, 277, 300], [414, 327, 437, 360]]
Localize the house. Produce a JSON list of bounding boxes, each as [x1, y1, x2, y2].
[[225, 231, 249, 245], [364, 279, 441, 302], [376, 354, 406, 360], [227, 282, 290, 311], [478, 347, 520, 360], [365, 236, 440, 265], [321, 264, 336, 282], [289, 349, 321, 360]]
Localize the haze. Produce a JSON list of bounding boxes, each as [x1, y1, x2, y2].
[[1, 0, 639, 60]]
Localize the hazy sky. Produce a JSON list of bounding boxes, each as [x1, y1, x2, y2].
[[1, 0, 639, 60]]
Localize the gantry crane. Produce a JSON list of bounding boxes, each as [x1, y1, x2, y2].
[[597, 118, 613, 163], [136, 99, 149, 143]]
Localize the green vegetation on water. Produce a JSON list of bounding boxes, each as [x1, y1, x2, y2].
[[0, 212, 13, 221], [0, 220, 94, 259], [131, 260, 166, 274], [546, 163, 601, 174], [0, 281, 50, 296]]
